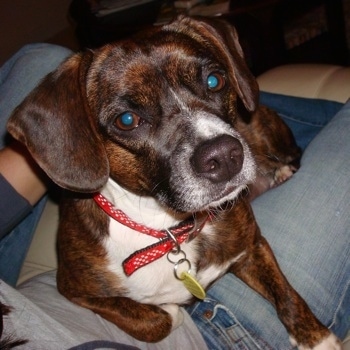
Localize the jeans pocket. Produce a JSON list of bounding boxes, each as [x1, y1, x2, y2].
[[187, 299, 273, 350]]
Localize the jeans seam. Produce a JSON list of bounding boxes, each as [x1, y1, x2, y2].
[[278, 113, 326, 128], [330, 272, 350, 332], [200, 299, 270, 350]]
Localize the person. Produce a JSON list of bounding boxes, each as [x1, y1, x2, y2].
[[0, 44, 72, 286], [0, 43, 349, 350]]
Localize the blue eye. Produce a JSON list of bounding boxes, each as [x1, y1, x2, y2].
[[115, 112, 141, 130], [207, 72, 225, 91], [121, 112, 134, 126], [207, 75, 219, 89]]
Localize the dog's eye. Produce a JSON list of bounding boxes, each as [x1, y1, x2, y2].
[[207, 72, 225, 92], [115, 112, 141, 131]]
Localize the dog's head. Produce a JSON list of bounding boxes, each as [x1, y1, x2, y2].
[[8, 16, 258, 212]]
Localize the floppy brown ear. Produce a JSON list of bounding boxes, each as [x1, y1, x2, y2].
[[170, 16, 259, 112], [7, 52, 109, 193]]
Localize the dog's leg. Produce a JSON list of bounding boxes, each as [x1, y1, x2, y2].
[[71, 296, 173, 342], [229, 235, 342, 350]]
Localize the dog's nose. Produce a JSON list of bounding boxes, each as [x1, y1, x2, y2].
[[191, 135, 244, 183]]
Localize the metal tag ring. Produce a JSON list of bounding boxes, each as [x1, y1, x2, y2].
[[167, 249, 187, 264], [173, 258, 191, 280], [165, 229, 181, 254]]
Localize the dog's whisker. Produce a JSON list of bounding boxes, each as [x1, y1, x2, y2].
[[150, 178, 168, 197]]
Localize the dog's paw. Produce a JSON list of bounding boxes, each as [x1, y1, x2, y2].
[[247, 164, 297, 201], [272, 164, 296, 187], [160, 304, 184, 330], [290, 333, 343, 350]]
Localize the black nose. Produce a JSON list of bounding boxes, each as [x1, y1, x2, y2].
[[190, 135, 244, 183]]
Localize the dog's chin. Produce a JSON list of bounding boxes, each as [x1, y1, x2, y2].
[[162, 183, 248, 213], [205, 184, 247, 210]]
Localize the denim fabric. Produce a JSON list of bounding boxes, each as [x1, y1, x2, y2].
[[0, 43, 72, 286], [0, 43, 72, 147], [187, 100, 350, 349], [0, 197, 46, 285], [188, 297, 272, 349], [260, 91, 343, 150]]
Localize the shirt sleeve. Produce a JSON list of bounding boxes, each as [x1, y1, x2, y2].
[[0, 174, 33, 239]]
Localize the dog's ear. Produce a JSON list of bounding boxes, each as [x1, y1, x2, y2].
[[170, 16, 259, 112], [7, 52, 109, 193]]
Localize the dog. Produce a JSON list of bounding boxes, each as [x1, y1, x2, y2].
[[7, 16, 341, 349]]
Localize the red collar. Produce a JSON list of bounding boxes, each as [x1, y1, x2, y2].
[[93, 193, 209, 276]]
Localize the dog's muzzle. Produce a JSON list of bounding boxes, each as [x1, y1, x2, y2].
[[190, 135, 244, 183]]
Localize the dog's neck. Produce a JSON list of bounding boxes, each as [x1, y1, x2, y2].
[[97, 178, 209, 277], [100, 178, 187, 230]]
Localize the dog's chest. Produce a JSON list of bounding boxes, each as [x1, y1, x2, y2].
[[103, 217, 211, 305], [99, 179, 232, 305]]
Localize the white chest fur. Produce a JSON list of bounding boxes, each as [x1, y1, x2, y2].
[[100, 179, 230, 305]]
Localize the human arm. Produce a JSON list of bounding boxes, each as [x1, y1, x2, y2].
[[0, 140, 48, 237]]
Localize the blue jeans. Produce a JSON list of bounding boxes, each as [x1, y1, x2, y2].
[[188, 100, 350, 348], [260, 91, 343, 151], [0, 44, 71, 286]]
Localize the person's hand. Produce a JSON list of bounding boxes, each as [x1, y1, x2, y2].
[[0, 141, 48, 205]]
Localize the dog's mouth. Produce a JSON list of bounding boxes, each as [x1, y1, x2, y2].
[[206, 183, 247, 209], [163, 181, 250, 213]]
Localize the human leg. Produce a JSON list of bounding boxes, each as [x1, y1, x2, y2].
[[0, 271, 208, 350], [0, 44, 72, 286], [188, 100, 350, 349], [0, 43, 73, 147], [260, 91, 343, 150], [254, 99, 350, 340]]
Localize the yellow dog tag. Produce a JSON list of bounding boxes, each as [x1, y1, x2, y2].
[[181, 271, 206, 300]]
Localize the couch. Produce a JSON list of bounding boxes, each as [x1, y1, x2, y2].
[[17, 63, 350, 348]]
